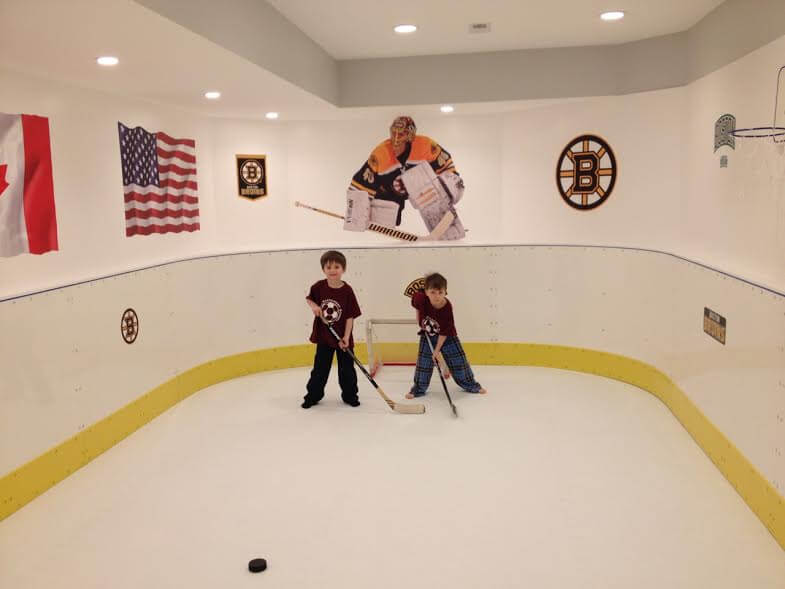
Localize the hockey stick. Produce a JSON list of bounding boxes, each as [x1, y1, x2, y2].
[[421, 330, 457, 418], [326, 323, 425, 415], [294, 200, 453, 242]]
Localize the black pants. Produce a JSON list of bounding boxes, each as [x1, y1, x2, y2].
[[304, 343, 358, 404]]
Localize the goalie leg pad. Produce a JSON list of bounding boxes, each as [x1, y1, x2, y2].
[[344, 187, 370, 231], [369, 198, 399, 228]]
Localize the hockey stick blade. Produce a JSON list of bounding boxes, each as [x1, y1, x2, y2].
[[391, 401, 426, 414]]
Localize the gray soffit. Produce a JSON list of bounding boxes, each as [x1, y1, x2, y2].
[[338, 33, 690, 106], [135, 0, 785, 108], [687, 0, 785, 80], [133, 0, 339, 104]]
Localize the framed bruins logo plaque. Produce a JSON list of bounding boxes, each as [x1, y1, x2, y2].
[[236, 154, 268, 199]]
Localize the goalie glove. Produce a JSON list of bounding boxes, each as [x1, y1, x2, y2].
[[344, 187, 371, 231], [402, 162, 466, 240], [437, 172, 465, 204]]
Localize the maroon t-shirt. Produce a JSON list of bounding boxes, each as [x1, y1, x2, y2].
[[411, 291, 457, 337], [307, 280, 362, 348]]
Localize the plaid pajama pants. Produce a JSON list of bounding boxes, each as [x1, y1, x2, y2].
[[410, 333, 482, 396]]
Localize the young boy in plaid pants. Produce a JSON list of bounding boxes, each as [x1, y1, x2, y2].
[[406, 272, 487, 398]]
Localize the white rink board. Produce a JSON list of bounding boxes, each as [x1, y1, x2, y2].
[[1, 245, 783, 496]]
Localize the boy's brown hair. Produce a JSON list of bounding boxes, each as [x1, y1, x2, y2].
[[424, 272, 447, 290], [320, 250, 347, 269]]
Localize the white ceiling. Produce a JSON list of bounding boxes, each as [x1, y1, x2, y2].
[[0, 0, 335, 120], [267, 0, 724, 59], [0, 0, 594, 120], [0, 0, 726, 120]]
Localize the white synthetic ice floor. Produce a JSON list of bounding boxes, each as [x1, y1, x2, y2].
[[1, 366, 784, 588]]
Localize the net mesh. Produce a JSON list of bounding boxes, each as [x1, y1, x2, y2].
[[734, 137, 785, 194], [365, 319, 418, 376], [733, 136, 785, 249]]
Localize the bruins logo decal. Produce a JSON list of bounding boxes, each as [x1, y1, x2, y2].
[[404, 277, 426, 298], [556, 135, 617, 210], [121, 308, 139, 344]]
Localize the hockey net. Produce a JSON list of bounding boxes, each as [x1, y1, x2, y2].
[[365, 318, 419, 377]]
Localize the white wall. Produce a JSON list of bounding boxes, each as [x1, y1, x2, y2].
[[683, 34, 785, 289], [0, 69, 217, 298], [0, 65, 684, 298], [5, 31, 785, 298], [2, 246, 783, 500], [499, 89, 685, 249], [208, 118, 292, 250]]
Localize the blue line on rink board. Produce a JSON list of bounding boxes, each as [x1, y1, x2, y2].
[[2, 243, 784, 303]]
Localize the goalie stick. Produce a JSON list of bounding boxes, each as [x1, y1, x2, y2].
[[325, 323, 425, 415], [294, 200, 453, 242]]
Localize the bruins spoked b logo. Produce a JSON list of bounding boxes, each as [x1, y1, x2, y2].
[[556, 135, 617, 210], [404, 277, 426, 298], [121, 308, 139, 344], [236, 154, 267, 199]]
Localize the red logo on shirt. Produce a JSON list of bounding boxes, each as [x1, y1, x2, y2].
[[0, 165, 8, 198], [321, 299, 342, 324]]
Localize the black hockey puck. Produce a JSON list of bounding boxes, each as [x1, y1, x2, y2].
[[248, 558, 267, 573]]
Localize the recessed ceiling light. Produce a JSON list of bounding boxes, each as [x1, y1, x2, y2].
[[394, 24, 417, 34], [440, 105, 454, 113], [265, 112, 279, 120], [96, 56, 119, 67], [600, 11, 625, 21], [204, 91, 221, 100]]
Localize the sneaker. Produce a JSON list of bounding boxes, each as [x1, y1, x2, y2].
[[301, 399, 317, 409], [344, 399, 360, 407]]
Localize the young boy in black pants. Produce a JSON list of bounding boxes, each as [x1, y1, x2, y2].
[[302, 250, 362, 408]]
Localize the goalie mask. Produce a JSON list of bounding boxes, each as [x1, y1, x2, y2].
[[390, 116, 416, 151]]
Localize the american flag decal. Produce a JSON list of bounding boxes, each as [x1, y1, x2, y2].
[[118, 122, 200, 236]]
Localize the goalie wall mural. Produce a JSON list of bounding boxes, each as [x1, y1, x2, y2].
[[297, 116, 467, 242], [346, 116, 466, 241]]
